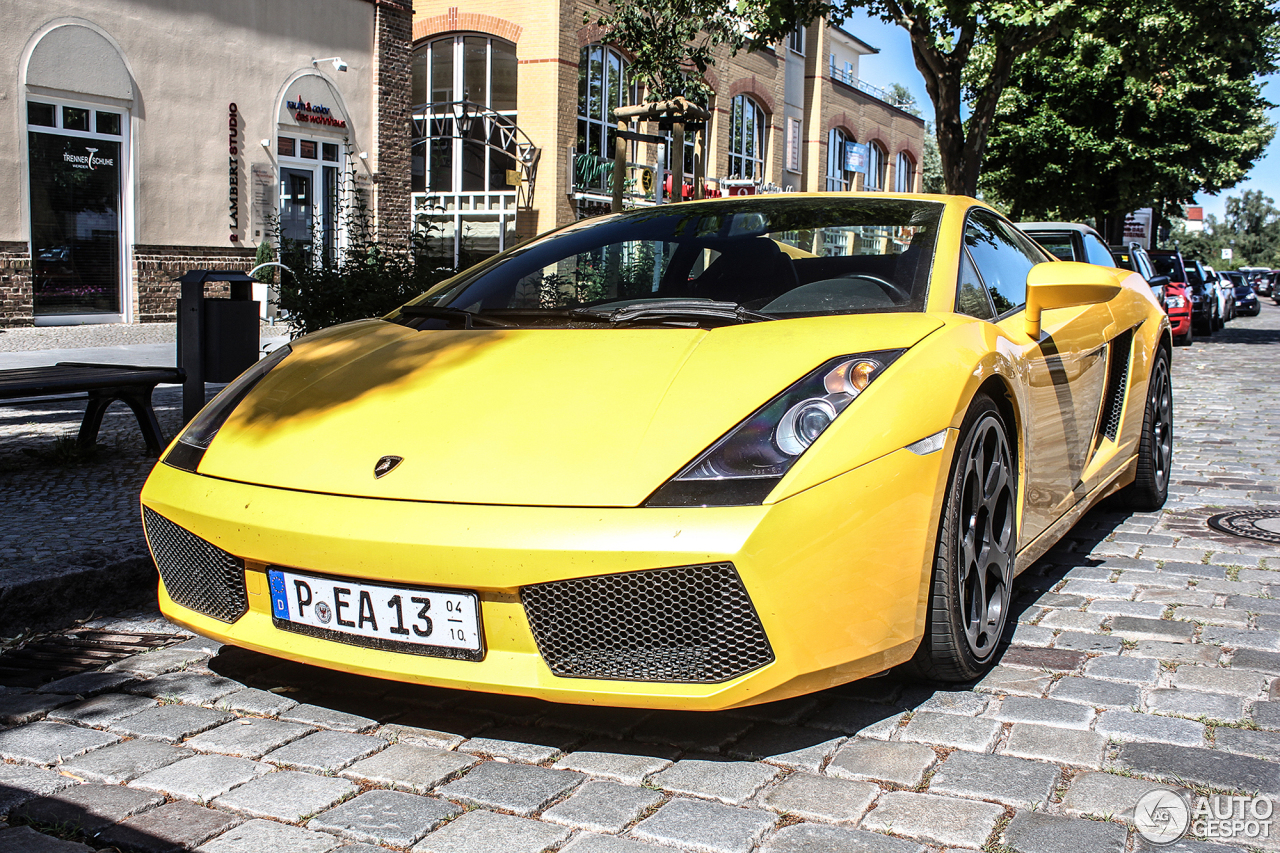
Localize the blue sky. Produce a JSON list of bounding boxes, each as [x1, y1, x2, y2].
[[843, 10, 1280, 222]]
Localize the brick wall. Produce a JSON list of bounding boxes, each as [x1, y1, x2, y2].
[[374, 0, 414, 251], [133, 245, 255, 323], [0, 242, 33, 328]]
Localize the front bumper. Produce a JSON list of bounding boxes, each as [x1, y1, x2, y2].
[[140, 441, 951, 710]]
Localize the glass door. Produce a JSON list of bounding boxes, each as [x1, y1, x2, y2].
[[280, 167, 314, 268]]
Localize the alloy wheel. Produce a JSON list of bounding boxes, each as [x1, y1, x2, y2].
[[1149, 357, 1173, 492], [956, 416, 1015, 660]]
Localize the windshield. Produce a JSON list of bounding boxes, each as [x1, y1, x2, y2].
[[1151, 253, 1187, 283], [400, 198, 942, 326]]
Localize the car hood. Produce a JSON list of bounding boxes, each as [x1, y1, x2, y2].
[[198, 314, 943, 507]]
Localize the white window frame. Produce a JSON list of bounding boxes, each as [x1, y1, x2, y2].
[[785, 117, 802, 173], [865, 141, 887, 191], [894, 151, 915, 193], [412, 34, 520, 267], [24, 95, 132, 325], [788, 26, 806, 55], [729, 95, 767, 180], [826, 127, 853, 191]]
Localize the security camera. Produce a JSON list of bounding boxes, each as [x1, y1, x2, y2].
[[312, 57, 348, 73]]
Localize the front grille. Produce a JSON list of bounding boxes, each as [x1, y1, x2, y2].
[[142, 507, 248, 623], [521, 563, 774, 683]]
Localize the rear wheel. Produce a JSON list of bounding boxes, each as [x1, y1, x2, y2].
[[912, 394, 1016, 682], [1173, 325, 1192, 347], [1118, 347, 1172, 511]]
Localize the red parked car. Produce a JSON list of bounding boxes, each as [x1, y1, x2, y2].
[[1110, 243, 1191, 347]]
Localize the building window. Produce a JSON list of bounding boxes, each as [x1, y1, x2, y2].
[[826, 128, 855, 191], [788, 26, 806, 55], [785, 117, 801, 173], [894, 151, 915, 192], [576, 44, 635, 195], [865, 141, 886, 191], [411, 34, 520, 267], [728, 95, 767, 180], [25, 97, 128, 319]]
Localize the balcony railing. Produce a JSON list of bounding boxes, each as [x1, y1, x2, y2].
[[828, 64, 911, 109]]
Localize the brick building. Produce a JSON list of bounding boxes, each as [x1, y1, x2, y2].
[[1, 0, 413, 327], [410, 0, 927, 265]]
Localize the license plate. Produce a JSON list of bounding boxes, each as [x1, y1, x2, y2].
[[267, 568, 484, 660]]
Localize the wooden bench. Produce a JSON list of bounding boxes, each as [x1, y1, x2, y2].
[[0, 363, 186, 456]]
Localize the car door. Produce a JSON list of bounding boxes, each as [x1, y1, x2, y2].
[[962, 210, 1115, 546]]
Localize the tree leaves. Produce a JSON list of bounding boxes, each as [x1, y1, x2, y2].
[[980, 0, 1278, 231]]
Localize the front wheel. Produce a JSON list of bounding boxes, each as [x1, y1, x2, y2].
[[912, 394, 1017, 682], [1118, 347, 1172, 511]]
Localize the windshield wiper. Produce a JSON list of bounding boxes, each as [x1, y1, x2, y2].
[[604, 299, 775, 326], [399, 305, 515, 328]]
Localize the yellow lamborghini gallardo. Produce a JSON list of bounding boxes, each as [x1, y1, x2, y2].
[[141, 195, 1171, 710]]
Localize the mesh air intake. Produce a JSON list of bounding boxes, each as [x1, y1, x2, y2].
[[521, 563, 774, 683], [143, 507, 248, 623]]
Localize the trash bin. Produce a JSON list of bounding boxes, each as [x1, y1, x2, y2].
[[176, 269, 261, 422]]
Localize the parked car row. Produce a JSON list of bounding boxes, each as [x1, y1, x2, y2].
[[1016, 221, 1263, 348]]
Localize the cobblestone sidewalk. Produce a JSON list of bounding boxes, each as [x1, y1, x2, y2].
[[2, 307, 1280, 853]]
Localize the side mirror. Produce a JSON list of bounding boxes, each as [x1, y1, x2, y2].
[[1148, 275, 1170, 288], [1024, 261, 1122, 339]]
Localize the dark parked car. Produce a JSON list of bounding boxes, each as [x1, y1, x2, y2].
[[1111, 243, 1188, 344], [1150, 249, 1217, 335], [1017, 222, 1116, 265], [1231, 275, 1260, 316]]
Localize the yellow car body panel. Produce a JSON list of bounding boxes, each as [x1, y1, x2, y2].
[[143, 437, 950, 710], [198, 313, 944, 507], [141, 193, 1170, 710]]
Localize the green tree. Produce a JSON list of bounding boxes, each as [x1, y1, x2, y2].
[[1178, 190, 1280, 268], [887, 82, 921, 115], [979, 0, 1277, 239], [586, 0, 762, 101]]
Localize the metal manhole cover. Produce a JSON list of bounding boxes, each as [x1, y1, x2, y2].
[[1207, 511, 1280, 544]]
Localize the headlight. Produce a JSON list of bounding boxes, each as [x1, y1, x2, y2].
[[1167, 295, 1186, 308], [645, 351, 902, 507], [164, 344, 293, 472]]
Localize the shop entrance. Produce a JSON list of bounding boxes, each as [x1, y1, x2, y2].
[[27, 101, 126, 320]]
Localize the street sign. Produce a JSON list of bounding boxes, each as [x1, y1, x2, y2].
[[1222, 248, 1234, 261]]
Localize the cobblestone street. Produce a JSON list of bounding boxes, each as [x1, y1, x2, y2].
[[3, 306, 1280, 853]]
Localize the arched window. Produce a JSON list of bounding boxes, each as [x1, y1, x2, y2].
[[865, 141, 887, 191], [411, 35, 519, 266], [728, 95, 767, 180], [894, 151, 916, 193], [826, 128, 855, 191]]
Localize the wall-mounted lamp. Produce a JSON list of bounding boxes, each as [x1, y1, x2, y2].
[[312, 56, 348, 73], [260, 139, 271, 149], [359, 151, 369, 160]]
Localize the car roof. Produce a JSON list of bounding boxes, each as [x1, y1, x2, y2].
[[1017, 221, 1104, 239]]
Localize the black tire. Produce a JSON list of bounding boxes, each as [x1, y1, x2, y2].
[[1173, 326, 1192, 347], [1118, 347, 1172, 511], [912, 394, 1016, 682]]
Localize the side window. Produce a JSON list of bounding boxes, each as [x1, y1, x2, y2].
[[964, 212, 1040, 315], [955, 250, 995, 320], [1083, 233, 1114, 266]]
